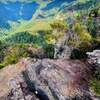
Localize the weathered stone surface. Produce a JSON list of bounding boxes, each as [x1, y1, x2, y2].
[[0, 58, 29, 97], [87, 50, 100, 68], [20, 59, 93, 100], [54, 31, 72, 59], [6, 74, 39, 100], [3, 74, 37, 100], [1, 56, 99, 100]]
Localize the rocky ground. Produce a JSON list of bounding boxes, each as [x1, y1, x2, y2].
[[0, 58, 35, 98], [0, 50, 100, 100]]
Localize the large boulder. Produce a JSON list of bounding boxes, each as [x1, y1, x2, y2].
[[87, 50, 100, 68], [6, 58, 93, 100], [3, 50, 100, 100]]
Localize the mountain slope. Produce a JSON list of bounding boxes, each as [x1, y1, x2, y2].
[[0, 0, 99, 41]]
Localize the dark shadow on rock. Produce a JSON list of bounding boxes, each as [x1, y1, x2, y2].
[[70, 49, 88, 59], [22, 71, 49, 100]]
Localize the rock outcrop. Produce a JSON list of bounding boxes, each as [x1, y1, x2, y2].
[[54, 31, 73, 59], [7, 74, 38, 100], [1, 50, 100, 100], [6, 59, 93, 100], [87, 50, 100, 68]]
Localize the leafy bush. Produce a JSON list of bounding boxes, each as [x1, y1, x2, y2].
[[0, 41, 8, 63], [0, 44, 42, 67], [67, 38, 79, 47], [90, 70, 100, 95], [50, 20, 68, 44], [87, 17, 97, 37], [78, 41, 92, 51], [50, 20, 67, 32], [0, 63, 5, 69], [2, 44, 29, 66], [6, 32, 46, 45], [38, 30, 56, 44], [45, 34, 56, 44], [70, 49, 87, 59], [73, 22, 92, 41], [43, 44, 54, 59], [69, 21, 92, 50], [90, 79, 100, 95]]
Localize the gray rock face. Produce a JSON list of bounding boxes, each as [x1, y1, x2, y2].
[[54, 31, 72, 59], [7, 74, 38, 100], [6, 54, 100, 100], [54, 45, 72, 59], [7, 59, 94, 100], [87, 50, 100, 68]]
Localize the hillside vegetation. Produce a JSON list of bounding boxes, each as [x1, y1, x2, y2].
[[0, 0, 100, 96]]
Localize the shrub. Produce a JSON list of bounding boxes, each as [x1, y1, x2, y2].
[[2, 44, 29, 66], [90, 79, 100, 95], [67, 38, 79, 47], [90, 70, 100, 95], [43, 44, 54, 59], [80, 32, 92, 41], [70, 49, 87, 59], [45, 34, 56, 44], [50, 20, 68, 43], [73, 22, 92, 41], [0, 44, 39, 67], [71, 21, 92, 50], [0, 63, 5, 69], [4, 54, 19, 65], [50, 20, 67, 31], [78, 41, 92, 51]]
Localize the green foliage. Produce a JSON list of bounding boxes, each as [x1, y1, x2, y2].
[[50, 20, 68, 43], [67, 38, 79, 47], [0, 63, 5, 69], [5, 31, 48, 46], [0, 1, 99, 70], [74, 22, 91, 36], [73, 22, 92, 42], [6, 32, 37, 44], [89, 7, 100, 17], [45, 34, 56, 44], [43, 44, 54, 59], [2, 44, 29, 66], [0, 44, 41, 67], [87, 17, 97, 37], [0, 41, 7, 63], [0, 42, 55, 67], [70, 49, 87, 59], [78, 41, 92, 51], [95, 36, 100, 43], [90, 79, 100, 95], [37, 30, 56, 44], [37, 30, 52, 36], [50, 20, 67, 31], [90, 70, 100, 95], [87, 5, 100, 37], [68, 21, 92, 50]]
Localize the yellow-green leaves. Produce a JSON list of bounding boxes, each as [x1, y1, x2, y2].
[[50, 20, 67, 32], [73, 22, 92, 42], [45, 34, 56, 44], [80, 32, 92, 41]]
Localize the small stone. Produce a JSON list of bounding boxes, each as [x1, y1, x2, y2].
[[35, 91, 38, 94]]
